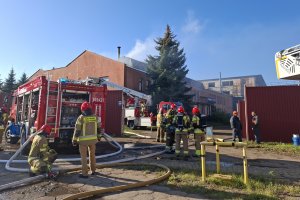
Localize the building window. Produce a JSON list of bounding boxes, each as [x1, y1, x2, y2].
[[138, 79, 143, 91], [222, 81, 233, 86], [146, 80, 150, 88], [208, 82, 215, 87]]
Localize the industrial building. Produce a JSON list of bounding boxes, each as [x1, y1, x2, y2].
[[199, 75, 266, 109], [29, 49, 232, 115]]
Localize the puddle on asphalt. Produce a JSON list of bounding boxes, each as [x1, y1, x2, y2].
[[206, 161, 234, 167]]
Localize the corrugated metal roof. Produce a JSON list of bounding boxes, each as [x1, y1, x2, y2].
[[118, 56, 148, 72]]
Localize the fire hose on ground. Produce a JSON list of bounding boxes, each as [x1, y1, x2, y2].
[[0, 132, 170, 196]]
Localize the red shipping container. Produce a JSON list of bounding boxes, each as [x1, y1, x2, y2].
[[241, 86, 300, 143], [105, 90, 123, 136]]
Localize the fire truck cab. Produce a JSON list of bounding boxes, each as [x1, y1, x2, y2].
[[10, 76, 107, 146]]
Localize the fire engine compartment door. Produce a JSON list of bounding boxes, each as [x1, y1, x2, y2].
[[60, 91, 90, 128]]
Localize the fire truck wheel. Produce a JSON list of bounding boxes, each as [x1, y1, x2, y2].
[[5, 129, 11, 143], [128, 121, 136, 130]]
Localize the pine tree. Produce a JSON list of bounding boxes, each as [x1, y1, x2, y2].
[[3, 68, 17, 93], [0, 74, 3, 91], [17, 72, 28, 86], [146, 25, 193, 110]]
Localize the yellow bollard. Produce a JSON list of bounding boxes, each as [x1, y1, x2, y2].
[[216, 145, 220, 174], [243, 147, 249, 185], [201, 144, 206, 182]]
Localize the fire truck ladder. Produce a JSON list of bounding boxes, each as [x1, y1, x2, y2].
[[85, 77, 152, 105], [45, 80, 59, 132]]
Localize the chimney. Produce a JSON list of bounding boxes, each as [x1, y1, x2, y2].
[[117, 46, 121, 59]]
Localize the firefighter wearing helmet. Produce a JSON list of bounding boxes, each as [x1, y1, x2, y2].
[[28, 124, 58, 177], [72, 101, 102, 178], [191, 106, 205, 157], [0, 107, 9, 151], [165, 103, 177, 153], [173, 106, 190, 160]]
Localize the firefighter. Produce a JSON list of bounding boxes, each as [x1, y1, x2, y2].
[[0, 107, 8, 151], [140, 100, 146, 117], [72, 101, 102, 178], [174, 106, 190, 160], [156, 108, 165, 143], [191, 106, 205, 157], [165, 103, 177, 153], [28, 124, 58, 177]]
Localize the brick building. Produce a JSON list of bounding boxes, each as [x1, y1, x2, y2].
[[29, 50, 149, 92], [30, 50, 232, 121]]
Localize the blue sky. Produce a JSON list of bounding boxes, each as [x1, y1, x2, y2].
[[1, 0, 300, 85]]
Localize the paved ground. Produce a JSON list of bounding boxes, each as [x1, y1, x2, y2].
[[0, 128, 299, 200]]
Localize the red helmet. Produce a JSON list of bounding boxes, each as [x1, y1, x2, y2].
[[40, 124, 52, 135], [177, 106, 184, 113], [81, 101, 91, 112], [192, 107, 200, 115], [170, 103, 176, 110]]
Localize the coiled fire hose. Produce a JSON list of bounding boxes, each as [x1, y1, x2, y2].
[[0, 132, 170, 196], [61, 162, 171, 200]]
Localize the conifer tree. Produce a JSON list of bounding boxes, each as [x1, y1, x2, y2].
[[146, 25, 192, 109], [17, 72, 28, 86], [3, 68, 17, 93]]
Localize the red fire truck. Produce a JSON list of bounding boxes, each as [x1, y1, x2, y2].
[[10, 76, 107, 146]]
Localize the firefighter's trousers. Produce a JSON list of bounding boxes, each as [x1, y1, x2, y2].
[[0, 126, 4, 146], [156, 126, 165, 142], [79, 143, 96, 176], [165, 125, 175, 151], [30, 159, 51, 174], [175, 128, 189, 156], [194, 129, 205, 156]]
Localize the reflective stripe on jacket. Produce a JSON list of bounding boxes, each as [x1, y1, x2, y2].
[[73, 114, 101, 143], [174, 114, 190, 133], [28, 134, 49, 164]]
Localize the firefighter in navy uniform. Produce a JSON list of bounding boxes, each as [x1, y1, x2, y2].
[[165, 103, 177, 153], [191, 107, 205, 157], [73, 101, 102, 178], [174, 106, 190, 160], [28, 124, 58, 177]]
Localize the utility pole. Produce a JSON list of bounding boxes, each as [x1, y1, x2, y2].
[[219, 72, 222, 93]]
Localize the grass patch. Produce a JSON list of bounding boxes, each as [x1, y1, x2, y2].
[[165, 169, 300, 199], [247, 141, 300, 156]]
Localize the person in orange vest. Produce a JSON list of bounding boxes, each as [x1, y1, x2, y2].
[[72, 101, 102, 178]]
